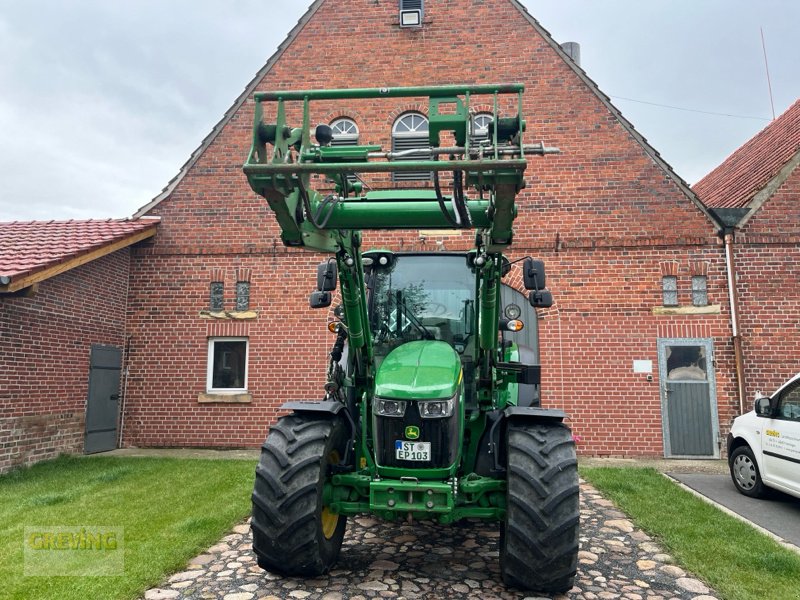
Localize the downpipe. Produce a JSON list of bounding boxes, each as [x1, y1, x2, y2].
[[724, 233, 746, 415]]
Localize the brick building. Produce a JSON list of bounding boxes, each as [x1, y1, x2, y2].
[[119, 0, 739, 458], [694, 99, 800, 412], [0, 219, 158, 472]]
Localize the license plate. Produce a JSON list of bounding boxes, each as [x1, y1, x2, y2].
[[395, 440, 431, 461]]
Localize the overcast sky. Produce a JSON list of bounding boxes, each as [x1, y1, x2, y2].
[[1, 1, 797, 222]]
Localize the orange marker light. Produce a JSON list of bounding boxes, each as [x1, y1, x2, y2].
[[507, 319, 524, 332]]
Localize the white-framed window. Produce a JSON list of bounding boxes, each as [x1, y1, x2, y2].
[[330, 118, 359, 146], [470, 113, 493, 147], [392, 112, 430, 181], [207, 337, 248, 393]]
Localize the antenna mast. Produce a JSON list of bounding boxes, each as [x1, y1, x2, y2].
[[760, 27, 776, 120]]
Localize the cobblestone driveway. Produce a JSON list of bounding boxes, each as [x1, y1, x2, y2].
[[143, 482, 719, 600]]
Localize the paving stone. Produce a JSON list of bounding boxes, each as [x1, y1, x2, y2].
[[145, 590, 180, 600], [168, 570, 203, 583], [222, 594, 253, 600], [675, 578, 710, 594], [142, 482, 721, 600]]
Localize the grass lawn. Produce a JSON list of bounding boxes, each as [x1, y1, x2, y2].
[[0, 455, 256, 600], [581, 467, 800, 600]]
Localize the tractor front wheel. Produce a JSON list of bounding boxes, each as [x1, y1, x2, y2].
[[251, 413, 348, 575], [501, 421, 579, 593]]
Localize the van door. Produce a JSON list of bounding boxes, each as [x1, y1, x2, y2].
[[761, 383, 800, 494]]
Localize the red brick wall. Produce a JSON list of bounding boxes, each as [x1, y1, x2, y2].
[[733, 165, 800, 399], [0, 251, 130, 473], [127, 0, 734, 456]]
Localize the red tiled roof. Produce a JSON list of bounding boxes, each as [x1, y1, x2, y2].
[[0, 218, 159, 288], [693, 99, 800, 208]]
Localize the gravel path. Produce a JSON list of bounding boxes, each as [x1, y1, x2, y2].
[[142, 481, 719, 600]]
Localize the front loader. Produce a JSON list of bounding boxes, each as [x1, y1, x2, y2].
[[243, 84, 579, 593]]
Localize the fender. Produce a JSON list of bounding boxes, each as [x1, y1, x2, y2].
[[475, 407, 569, 477], [281, 400, 345, 415], [504, 406, 567, 422]]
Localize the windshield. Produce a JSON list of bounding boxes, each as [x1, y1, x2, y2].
[[368, 254, 475, 358]]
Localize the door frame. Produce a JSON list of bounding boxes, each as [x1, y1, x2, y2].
[[657, 337, 720, 458]]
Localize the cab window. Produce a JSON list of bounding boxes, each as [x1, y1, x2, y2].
[[777, 386, 800, 421]]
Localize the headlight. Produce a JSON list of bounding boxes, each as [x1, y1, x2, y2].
[[373, 397, 407, 417], [419, 396, 456, 419]]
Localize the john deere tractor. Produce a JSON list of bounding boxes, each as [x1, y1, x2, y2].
[[243, 84, 579, 593]]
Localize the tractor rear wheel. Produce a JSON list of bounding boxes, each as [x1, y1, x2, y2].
[[500, 421, 579, 593], [251, 413, 348, 576]]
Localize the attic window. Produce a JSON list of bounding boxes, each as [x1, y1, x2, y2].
[[392, 112, 431, 181], [330, 118, 359, 146], [470, 113, 493, 147], [400, 0, 423, 27]]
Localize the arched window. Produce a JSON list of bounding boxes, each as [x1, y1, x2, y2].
[[470, 113, 493, 147], [330, 118, 359, 146], [391, 112, 430, 181]]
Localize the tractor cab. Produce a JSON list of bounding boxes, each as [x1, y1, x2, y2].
[[365, 252, 475, 361]]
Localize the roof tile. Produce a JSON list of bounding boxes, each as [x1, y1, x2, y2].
[[693, 99, 800, 208], [0, 218, 159, 283]]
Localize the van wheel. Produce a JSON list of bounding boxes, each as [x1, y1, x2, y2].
[[729, 445, 766, 498]]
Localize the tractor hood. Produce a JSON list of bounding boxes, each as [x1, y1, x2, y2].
[[375, 340, 461, 400]]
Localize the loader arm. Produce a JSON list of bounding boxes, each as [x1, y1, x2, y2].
[[243, 84, 556, 404]]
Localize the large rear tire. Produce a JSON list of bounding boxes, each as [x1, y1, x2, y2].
[[501, 421, 579, 593], [251, 413, 348, 576]]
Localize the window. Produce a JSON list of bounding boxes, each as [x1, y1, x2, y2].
[[207, 337, 248, 392], [210, 281, 224, 311], [330, 118, 359, 185], [330, 118, 359, 146], [778, 386, 800, 421], [692, 275, 708, 307], [662, 276, 678, 307], [470, 113, 493, 147], [392, 112, 430, 181], [236, 281, 250, 311], [666, 345, 707, 381]]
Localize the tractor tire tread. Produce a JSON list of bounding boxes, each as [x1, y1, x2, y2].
[[501, 422, 579, 593], [251, 414, 346, 576]]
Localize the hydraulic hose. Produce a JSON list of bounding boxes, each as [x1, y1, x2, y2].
[[433, 157, 462, 228]]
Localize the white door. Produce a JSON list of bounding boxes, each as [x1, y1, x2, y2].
[[761, 383, 800, 494]]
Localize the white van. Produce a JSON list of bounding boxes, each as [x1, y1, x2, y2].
[[727, 374, 800, 499]]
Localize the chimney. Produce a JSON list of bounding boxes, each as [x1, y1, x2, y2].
[[561, 42, 581, 66]]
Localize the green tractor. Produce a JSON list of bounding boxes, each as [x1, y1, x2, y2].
[[243, 84, 579, 593]]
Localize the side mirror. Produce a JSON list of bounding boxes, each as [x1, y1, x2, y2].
[[755, 396, 773, 417], [529, 289, 553, 308], [523, 258, 546, 291], [309, 291, 332, 309], [317, 261, 338, 291], [501, 256, 511, 277]]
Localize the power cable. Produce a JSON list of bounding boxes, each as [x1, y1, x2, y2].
[[609, 95, 771, 121]]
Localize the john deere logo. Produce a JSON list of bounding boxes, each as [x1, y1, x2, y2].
[[405, 426, 420, 440]]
